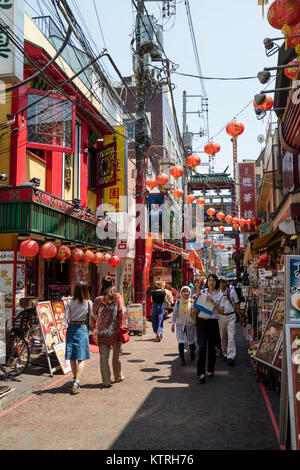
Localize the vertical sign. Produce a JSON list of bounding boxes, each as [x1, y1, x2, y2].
[[238, 162, 256, 233], [285, 325, 300, 450], [285, 255, 300, 323], [0, 0, 24, 83]]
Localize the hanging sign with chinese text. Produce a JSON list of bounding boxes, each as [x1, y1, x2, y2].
[[0, 0, 24, 83], [238, 162, 256, 233]]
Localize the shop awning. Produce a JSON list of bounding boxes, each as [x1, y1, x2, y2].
[[251, 229, 283, 252]]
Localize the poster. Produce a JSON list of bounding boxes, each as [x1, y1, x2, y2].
[[127, 303, 143, 333], [53, 343, 71, 375], [255, 297, 285, 371], [285, 325, 300, 450], [37, 302, 60, 352], [285, 255, 300, 322], [51, 301, 67, 342], [0, 263, 14, 320], [15, 263, 26, 314]]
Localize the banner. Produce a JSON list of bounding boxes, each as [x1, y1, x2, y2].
[[238, 162, 257, 233], [145, 236, 153, 289], [0, 0, 24, 83]]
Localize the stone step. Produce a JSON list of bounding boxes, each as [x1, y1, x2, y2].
[[0, 387, 16, 411]]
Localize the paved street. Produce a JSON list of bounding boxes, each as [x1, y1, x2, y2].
[[0, 318, 280, 450]]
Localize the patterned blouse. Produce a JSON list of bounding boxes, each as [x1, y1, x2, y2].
[[90, 293, 127, 346]]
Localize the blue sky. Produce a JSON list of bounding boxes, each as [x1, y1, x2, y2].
[[26, 1, 280, 175]]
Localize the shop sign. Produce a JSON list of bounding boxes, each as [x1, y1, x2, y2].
[[285, 255, 300, 323], [103, 129, 127, 212], [238, 162, 257, 233], [285, 325, 300, 450], [48, 285, 71, 302], [0, 293, 5, 364], [127, 303, 143, 333], [0, 251, 14, 262], [0, 0, 24, 83]]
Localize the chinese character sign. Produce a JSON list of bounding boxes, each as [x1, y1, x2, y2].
[[285, 255, 300, 323], [0, 0, 24, 83], [238, 162, 256, 233]]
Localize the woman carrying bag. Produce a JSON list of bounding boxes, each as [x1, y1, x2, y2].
[[90, 276, 127, 388], [151, 280, 166, 342], [62, 283, 92, 394]]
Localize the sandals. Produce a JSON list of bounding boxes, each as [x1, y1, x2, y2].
[[72, 381, 82, 394], [199, 374, 206, 384]]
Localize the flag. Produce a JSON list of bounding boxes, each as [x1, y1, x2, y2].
[[189, 249, 205, 273]]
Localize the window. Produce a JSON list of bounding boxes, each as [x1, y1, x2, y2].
[[27, 93, 75, 152]]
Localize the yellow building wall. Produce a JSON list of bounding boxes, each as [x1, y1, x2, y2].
[[88, 190, 97, 211], [0, 234, 18, 250], [0, 85, 12, 185], [26, 152, 46, 191]]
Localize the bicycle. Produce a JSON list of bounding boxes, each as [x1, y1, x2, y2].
[[0, 321, 30, 379]]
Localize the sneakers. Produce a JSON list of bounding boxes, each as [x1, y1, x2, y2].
[[227, 359, 235, 366], [216, 349, 222, 357]]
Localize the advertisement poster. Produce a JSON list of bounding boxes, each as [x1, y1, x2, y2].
[[285, 255, 300, 322], [255, 297, 285, 371], [15, 263, 26, 314], [0, 262, 14, 320], [51, 301, 67, 342], [127, 303, 143, 333], [53, 343, 71, 375], [37, 302, 60, 352], [285, 325, 300, 450]]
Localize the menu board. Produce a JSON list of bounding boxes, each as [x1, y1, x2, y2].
[[48, 285, 71, 301], [53, 343, 71, 375], [0, 293, 5, 364], [51, 301, 67, 342], [285, 325, 300, 450], [127, 303, 143, 333], [285, 255, 300, 322], [255, 297, 285, 371], [36, 302, 60, 352]]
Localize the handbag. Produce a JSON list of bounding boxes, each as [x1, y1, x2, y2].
[[86, 301, 92, 331], [118, 326, 130, 344]]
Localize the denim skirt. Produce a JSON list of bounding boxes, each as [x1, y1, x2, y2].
[[65, 324, 91, 361]]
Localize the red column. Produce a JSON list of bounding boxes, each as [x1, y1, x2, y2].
[[46, 151, 63, 197], [10, 85, 28, 186], [80, 122, 89, 208]]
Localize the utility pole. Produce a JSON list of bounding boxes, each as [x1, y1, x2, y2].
[[182, 91, 188, 285], [134, 0, 147, 313]]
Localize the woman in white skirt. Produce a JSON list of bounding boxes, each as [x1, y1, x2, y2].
[[171, 286, 197, 365]]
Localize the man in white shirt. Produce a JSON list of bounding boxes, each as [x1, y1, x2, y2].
[[218, 277, 240, 366]]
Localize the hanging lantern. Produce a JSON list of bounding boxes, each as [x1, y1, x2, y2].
[[185, 155, 201, 171], [225, 214, 233, 224], [267, 0, 285, 29], [246, 219, 252, 226], [227, 246, 232, 251], [286, 21, 300, 51], [226, 121, 245, 139], [56, 245, 71, 272], [170, 165, 184, 180], [156, 173, 169, 186], [220, 244, 225, 250], [216, 211, 225, 221], [71, 248, 84, 265], [233, 224, 240, 231], [186, 194, 196, 204], [239, 218, 247, 227], [196, 197, 206, 205], [40, 242, 57, 260], [109, 255, 120, 266], [146, 179, 158, 191], [204, 142, 221, 158], [205, 227, 212, 233], [205, 239, 211, 245], [232, 217, 239, 225], [207, 207, 216, 218], [173, 189, 184, 199], [284, 59, 299, 80], [104, 253, 111, 263], [213, 243, 219, 249], [82, 250, 94, 265], [263, 95, 274, 110], [19, 239, 39, 259], [218, 226, 225, 233], [92, 252, 104, 272]]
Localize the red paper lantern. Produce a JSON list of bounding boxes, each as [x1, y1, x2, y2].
[[56, 245, 71, 271], [286, 22, 300, 51], [205, 227, 212, 233], [204, 142, 221, 158], [263, 96, 274, 110], [146, 179, 158, 190], [40, 242, 57, 259], [185, 155, 201, 170], [284, 59, 299, 80], [216, 212, 225, 221], [267, 0, 285, 29], [220, 244, 225, 250], [109, 255, 120, 266], [233, 224, 239, 231], [218, 226, 225, 233], [226, 121, 244, 139], [173, 189, 184, 199], [92, 252, 104, 272], [82, 250, 94, 264], [205, 239, 211, 245], [227, 246, 232, 251], [239, 218, 247, 227], [232, 217, 239, 225], [170, 165, 184, 180], [225, 215, 233, 224], [213, 243, 219, 249], [196, 197, 206, 205], [19, 239, 39, 259], [207, 208, 216, 217], [71, 248, 84, 265], [186, 194, 196, 204], [104, 253, 111, 263], [156, 173, 169, 186]]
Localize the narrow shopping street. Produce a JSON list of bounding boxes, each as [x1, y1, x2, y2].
[[0, 318, 280, 451]]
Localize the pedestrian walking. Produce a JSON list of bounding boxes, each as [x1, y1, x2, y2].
[[195, 274, 225, 384], [62, 283, 92, 394], [151, 280, 166, 342], [218, 277, 241, 366], [171, 286, 197, 365], [90, 276, 127, 389]]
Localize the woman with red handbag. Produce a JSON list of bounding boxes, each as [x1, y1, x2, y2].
[[90, 276, 128, 388]]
